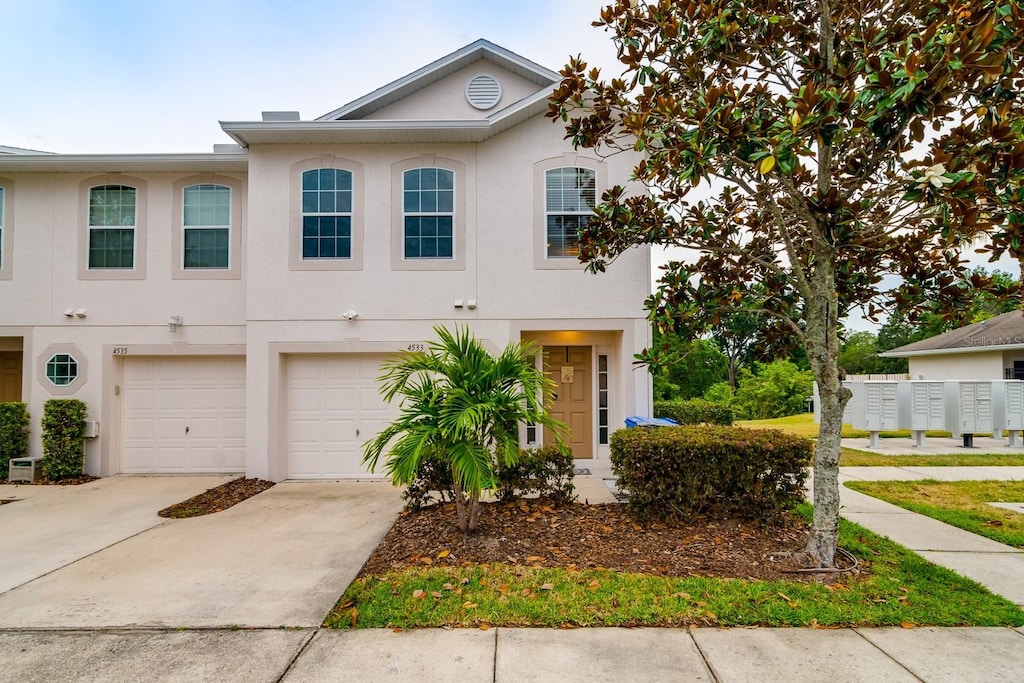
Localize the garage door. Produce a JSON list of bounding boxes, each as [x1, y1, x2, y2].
[[285, 354, 400, 478], [122, 357, 246, 473]]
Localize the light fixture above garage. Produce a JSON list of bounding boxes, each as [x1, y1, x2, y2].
[[168, 315, 183, 333], [342, 310, 359, 321]]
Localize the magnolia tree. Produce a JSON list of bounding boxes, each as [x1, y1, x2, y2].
[[551, 0, 1024, 567]]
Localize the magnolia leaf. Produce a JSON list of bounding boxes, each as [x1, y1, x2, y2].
[[758, 156, 776, 174]]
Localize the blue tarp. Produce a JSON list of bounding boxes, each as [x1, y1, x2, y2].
[[624, 416, 679, 428]]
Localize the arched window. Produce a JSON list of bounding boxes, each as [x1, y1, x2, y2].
[[88, 185, 136, 269], [402, 168, 454, 259], [302, 168, 353, 259], [183, 184, 231, 269]]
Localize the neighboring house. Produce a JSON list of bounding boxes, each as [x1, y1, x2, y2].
[[0, 40, 652, 480], [880, 310, 1024, 381]]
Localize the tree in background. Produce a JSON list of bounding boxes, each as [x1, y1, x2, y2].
[[552, 1, 1024, 567], [734, 361, 814, 419], [650, 330, 729, 399]]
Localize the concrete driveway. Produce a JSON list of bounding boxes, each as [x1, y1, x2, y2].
[[0, 479, 403, 629], [0, 476, 234, 593]]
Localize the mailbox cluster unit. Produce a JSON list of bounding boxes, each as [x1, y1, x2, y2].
[[896, 381, 945, 447], [816, 379, 1024, 448]]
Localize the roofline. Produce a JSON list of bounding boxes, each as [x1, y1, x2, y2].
[[879, 344, 1024, 358], [220, 88, 555, 147], [316, 39, 559, 122], [0, 152, 249, 173], [0, 144, 54, 155]]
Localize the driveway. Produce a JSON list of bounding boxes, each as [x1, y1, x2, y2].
[[0, 480, 403, 628], [0, 475, 233, 593]]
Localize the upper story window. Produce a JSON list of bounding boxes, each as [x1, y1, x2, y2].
[[88, 185, 136, 269], [183, 184, 230, 269], [545, 168, 596, 258], [403, 168, 454, 259], [302, 169, 352, 259]]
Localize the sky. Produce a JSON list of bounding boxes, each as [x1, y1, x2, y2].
[[0, 0, 618, 154], [1, 1, 1012, 334]]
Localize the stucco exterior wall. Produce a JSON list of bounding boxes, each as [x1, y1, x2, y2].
[[363, 61, 540, 121], [0, 46, 653, 480], [908, 351, 1005, 380]]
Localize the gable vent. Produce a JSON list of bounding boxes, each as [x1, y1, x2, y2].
[[465, 74, 502, 110]]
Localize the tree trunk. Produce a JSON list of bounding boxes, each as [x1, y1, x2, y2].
[[727, 356, 737, 390], [802, 262, 851, 567], [452, 476, 469, 533], [806, 368, 849, 566], [468, 491, 481, 532]]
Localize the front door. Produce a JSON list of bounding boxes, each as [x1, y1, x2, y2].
[[0, 351, 21, 403], [543, 346, 592, 459]]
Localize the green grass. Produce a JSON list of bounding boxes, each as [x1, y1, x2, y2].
[[326, 505, 1024, 629], [737, 413, 953, 440], [839, 448, 1024, 467], [845, 480, 1024, 549], [736, 415, 1024, 466]]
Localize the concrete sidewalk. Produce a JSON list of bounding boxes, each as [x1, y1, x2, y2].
[[3, 625, 1023, 682], [839, 466, 1024, 607]]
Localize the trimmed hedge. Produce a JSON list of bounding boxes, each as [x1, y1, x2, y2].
[[610, 425, 811, 523], [41, 399, 88, 481], [494, 446, 575, 504], [402, 446, 576, 510], [653, 399, 734, 426], [0, 402, 30, 476]]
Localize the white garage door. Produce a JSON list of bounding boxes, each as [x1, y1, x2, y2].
[[285, 354, 400, 479], [122, 357, 246, 473]]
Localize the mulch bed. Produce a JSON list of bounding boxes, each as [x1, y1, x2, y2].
[[360, 498, 823, 582], [158, 477, 275, 518], [14, 475, 99, 486]]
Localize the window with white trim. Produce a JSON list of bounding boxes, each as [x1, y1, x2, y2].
[[183, 184, 230, 269], [88, 185, 136, 269], [302, 169, 352, 259], [598, 354, 609, 445], [46, 354, 78, 387], [403, 168, 454, 259], [545, 167, 596, 258]]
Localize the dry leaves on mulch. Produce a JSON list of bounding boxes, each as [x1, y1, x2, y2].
[[158, 477, 275, 518], [360, 498, 819, 582]]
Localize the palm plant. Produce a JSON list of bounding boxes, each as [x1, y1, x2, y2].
[[363, 325, 566, 532]]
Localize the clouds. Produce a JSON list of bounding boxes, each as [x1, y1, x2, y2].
[[1, 0, 616, 153]]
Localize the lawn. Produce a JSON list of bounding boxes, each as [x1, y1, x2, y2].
[[844, 480, 1024, 549], [737, 413, 952, 440], [737, 414, 1024, 467], [326, 504, 1024, 629]]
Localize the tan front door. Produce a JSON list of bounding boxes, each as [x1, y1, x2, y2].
[[543, 346, 593, 459], [0, 352, 22, 403]]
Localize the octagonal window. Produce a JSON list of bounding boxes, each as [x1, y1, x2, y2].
[[46, 354, 79, 386]]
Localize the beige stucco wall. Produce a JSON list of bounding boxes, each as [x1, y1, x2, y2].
[[0, 70, 652, 480], [907, 351, 1005, 380]]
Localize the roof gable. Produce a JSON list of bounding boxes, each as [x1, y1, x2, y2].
[[360, 60, 545, 122], [317, 39, 559, 122]]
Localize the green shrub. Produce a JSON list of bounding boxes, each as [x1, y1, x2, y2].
[[610, 425, 811, 523], [733, 360, 813, 419], [494, 446, 576, 505], [41, 399, 88, 480], [0, 402, 30, 476], [402, 446, 576, 511], [653, 398, 734, 426]]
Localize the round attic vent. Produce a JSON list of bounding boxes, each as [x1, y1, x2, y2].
[[465, 74, 502, 110]]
